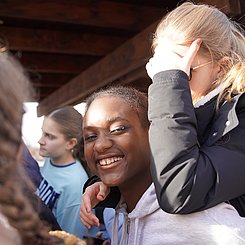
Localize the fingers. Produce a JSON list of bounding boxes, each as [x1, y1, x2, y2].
[[184, 39, 202, 68], [79, 182, 110, 229], [83, 182, 104, 212], [96, 232, 111, 245], [96, 231, 104, 239], [80, 206, 99, 228], [80, 195, 100, 228], [146, 39, 203, 80], [79, 183, 101, 228], [81, 188, 93, 213], [146, 47, 186, 79], [102, 240, 111, 245], [145, 58, 154, 80], [97, 182, 110, 200]]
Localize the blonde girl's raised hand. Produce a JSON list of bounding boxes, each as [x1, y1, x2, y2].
[[146, 39, 202, 80]]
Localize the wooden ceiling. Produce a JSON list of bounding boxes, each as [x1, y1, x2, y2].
[[0, 0, 244, 116]]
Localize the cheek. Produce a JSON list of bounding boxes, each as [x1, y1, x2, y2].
[[48, 140, 65, 155], [189, 73, 212, 96], [189, 79, 200, 93], [84, 145, 96, 170], [84, 144, 91, 160], [47, 141, 59, 151]]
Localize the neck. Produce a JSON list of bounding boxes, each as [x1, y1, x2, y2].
[[51, 152, 75, 166], [119, 168, 152, 213]]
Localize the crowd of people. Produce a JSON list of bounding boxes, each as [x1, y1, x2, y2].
[[80, 1, 245, 244], [0, 1, 244, 245]]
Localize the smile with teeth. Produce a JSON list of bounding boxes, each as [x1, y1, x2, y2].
[[98, 156, 123, 166]]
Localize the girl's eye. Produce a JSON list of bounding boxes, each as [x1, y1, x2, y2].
[[110, 126, 127, 134], [84, 134, 97, 142], [45, 133, 54, 140]]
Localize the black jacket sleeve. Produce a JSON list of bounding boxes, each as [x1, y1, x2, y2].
[[148, 70, 245, 214]]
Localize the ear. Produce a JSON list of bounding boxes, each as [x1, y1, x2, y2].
[[66, 138, 77, 151], [216, 56, 231, 79]]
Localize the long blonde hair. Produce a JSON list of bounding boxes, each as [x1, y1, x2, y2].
[[153, 1, 245, 104]]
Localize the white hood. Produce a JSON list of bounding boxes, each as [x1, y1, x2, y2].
[[111, 184, 245, 245]]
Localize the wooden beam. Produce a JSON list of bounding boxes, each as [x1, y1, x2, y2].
[[1, 26, 127, 55], [17, 52, 101, 74], [0, 0, 164, 31], [37, 20, 159, 116], [195, 0, 242, 15], [29, 73, 75, 88], [113, 66, 148, 87], [36, 0, 243, 116], [34, 87, 61, 101]]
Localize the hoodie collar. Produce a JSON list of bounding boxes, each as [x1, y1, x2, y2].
[[112, 184, 158, 245]]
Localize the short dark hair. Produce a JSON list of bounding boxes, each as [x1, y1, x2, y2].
[[85, 85, 149, 129]]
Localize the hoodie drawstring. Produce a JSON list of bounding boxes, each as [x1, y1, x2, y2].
[[111, 204, 128, 245]]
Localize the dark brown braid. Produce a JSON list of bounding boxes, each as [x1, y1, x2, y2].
[[0, 52, 65, 245]]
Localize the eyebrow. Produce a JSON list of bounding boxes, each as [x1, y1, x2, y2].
[[84, 116, 129, 130], [42, 129, 56, 137]]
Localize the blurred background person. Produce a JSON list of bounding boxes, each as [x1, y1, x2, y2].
[[0, 51, 67, 245], [38, 106, 98, 239]]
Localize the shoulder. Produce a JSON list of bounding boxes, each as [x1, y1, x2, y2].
[[204, 203, 245, 228], [40, 158, 53, 174], [73, 160, 89, 177], [42, 158, 51, 167]]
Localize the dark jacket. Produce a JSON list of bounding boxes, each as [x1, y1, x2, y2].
[[148, 69, 245, 216], [22, 144, 61, 230]]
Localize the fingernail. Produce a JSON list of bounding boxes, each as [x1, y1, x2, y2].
[[196, 39, 202, 45]]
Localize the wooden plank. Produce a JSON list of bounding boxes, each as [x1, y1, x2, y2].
[[195, 0, 242, 15], [34, 87, 61, 102], [1, 26, 127, 55], [29, 73, 75, 88], [17, 52, 101, 74], [113, 66, 148, 87], [37, 20, 159, 116], [0, 0, 164, 31]]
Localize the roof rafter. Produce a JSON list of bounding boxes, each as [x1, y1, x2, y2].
[[0, 0, 163, 31], [37, 20, 159, 116]]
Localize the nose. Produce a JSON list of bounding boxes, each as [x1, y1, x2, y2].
[[38, 134, 45, 145], [94, 135, 113, 153]]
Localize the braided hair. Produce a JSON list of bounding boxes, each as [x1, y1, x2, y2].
[[0, 52, 65, 245]]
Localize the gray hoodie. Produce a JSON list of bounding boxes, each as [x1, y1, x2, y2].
[[111, 184, 245, 245]]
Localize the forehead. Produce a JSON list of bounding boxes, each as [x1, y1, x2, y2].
[[84, 96, 139, 127], [42, 117, 61, 134]]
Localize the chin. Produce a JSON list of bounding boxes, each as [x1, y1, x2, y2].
[[39, 151, 44, 157], [39, 150, 47, 158], [101, 176, 120, 187]]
